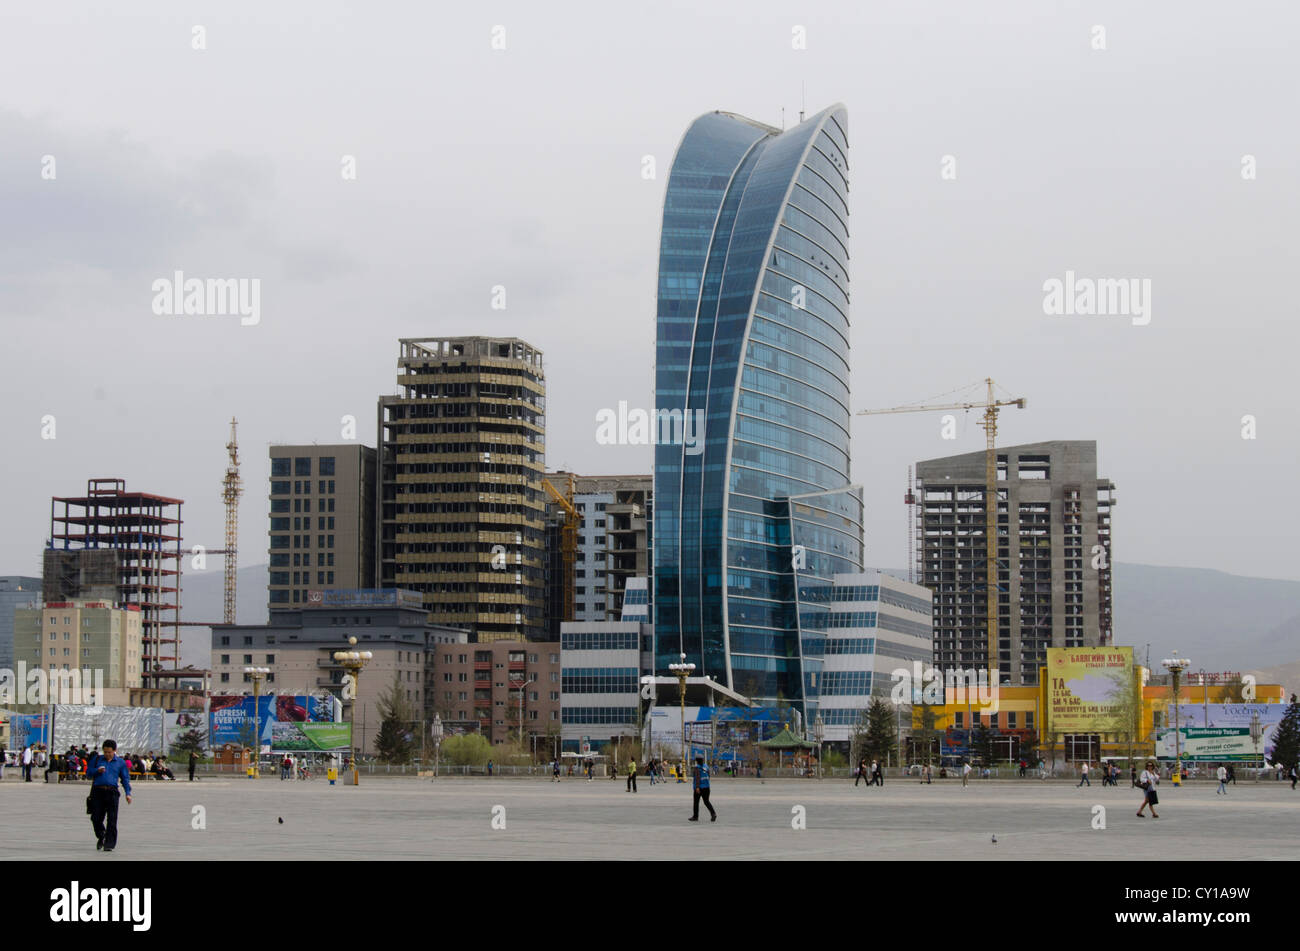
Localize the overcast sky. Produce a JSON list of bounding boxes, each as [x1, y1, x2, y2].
[[2, 0, 1296, 588]]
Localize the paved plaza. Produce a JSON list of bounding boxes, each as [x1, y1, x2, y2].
[[2, 775, 1296, 860]]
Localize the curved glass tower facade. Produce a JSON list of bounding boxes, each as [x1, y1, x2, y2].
[[653, 105, 861, 717]]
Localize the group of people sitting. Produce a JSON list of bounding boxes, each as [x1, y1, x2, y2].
[[52, 746, 176, 781]]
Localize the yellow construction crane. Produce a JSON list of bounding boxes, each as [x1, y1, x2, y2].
[[220, 418, 242, 625], [858, 379, 1026, 682], [542, 473, 578, 623]]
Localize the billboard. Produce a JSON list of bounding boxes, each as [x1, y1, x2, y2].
[[304, 588, 423, 609], [1046, 647, 1134, 733], [1156, 703, 1289, 761], [208, 695, 333, 747], [271, 721, 352, 751], [8, 713, 50, 748]]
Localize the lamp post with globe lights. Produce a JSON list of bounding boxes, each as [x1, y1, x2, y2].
[[813, 714, 825, 780], [245, 665, 271, 774], [1162, 652, 1191, 774], [432, 714, 444, 778], [1249, 712, 1262, 782], [333, 636, 373, 785], [668, 653, 695, 783]]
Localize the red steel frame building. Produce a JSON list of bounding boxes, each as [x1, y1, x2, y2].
[[48, 478, 183, 680]]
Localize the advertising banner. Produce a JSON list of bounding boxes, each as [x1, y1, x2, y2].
[[208, 695, 332, 747], [270, 721, 351, 751], [1156, 703, 1288, 761], [8, 713, 50, 749], [1046, 646, 1134, 733]]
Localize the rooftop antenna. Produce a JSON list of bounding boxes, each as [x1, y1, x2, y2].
[[780, 106, 785, 130], [799, 81, 806, 123]]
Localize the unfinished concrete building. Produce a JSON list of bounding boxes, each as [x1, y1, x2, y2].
[[47, 479, 184, 680], [545, 473, 652, 629], [915, 440, 1114, 686], [377, 337, 548, 642]]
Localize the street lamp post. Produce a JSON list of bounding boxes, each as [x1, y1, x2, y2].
[[432, 714, 444, 779], [1249, 712, 1262, 782], [668, 653, 695, 784], [243, 666, 270, 777], [1199, 669, 1209, 727], [516, 676, 536, 750], [813, 714, 825, 781], [333, 637, 373, 786], [1162, 652, 1190, 775]]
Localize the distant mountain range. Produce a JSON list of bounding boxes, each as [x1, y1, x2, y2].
[[174, 562, 1300, 693]]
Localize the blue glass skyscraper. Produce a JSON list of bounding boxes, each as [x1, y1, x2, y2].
[[653, 105, 861, 719]]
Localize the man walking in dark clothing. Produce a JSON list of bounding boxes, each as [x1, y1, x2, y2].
[[86, 740, 132, 852], [855, 758, 869, 787], [188, 751, 198, 782], [873, 760, 884, 786], [689, 755, 716, 822]]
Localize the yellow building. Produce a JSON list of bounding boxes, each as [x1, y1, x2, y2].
[[909, 667, 1286, 764]]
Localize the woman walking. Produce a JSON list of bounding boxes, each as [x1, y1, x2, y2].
[[1136, 760, 1160, 819]]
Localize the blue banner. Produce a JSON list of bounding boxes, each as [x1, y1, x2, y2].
[[208, 695, 331, 747]]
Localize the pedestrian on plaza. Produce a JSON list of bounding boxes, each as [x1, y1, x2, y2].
[[1216, 764, 1228, 795], [1226, 764, 1236, 785], [1077, 762, 1091, 787], [689, 755, 716, 822], [872, 760, 883, 786], [487, 759, 493, 777], [188, 751, 198, 782], [1018, 759, 1026, 778], [1136, 760, 1160, 818], [551, 758, 560, 782], [0, 742, 6, 781], [626, 757, 638, 793], [86, 740, 133, 852], [756, 759, 763, 780], [1290, 764, 1298, 790], [855, 758, 869, 787], [961, 761, 972, 787], [22, 744, 34, 782], [280, 753, 291, 780]]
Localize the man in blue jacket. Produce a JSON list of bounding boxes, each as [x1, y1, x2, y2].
[[86, 740, 133, 852], [689, 755, 716, 822]]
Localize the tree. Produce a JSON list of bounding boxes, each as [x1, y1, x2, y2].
[[542, 720, 561, 761], [237, 718, 258, 753], [169, 727, 207, 759], [862, 697, 898, 765], [971, 724, 996, 766], [1018, 731, 1039, 766], [441, 733, 492, 766], [1271, 694, 1300, 769], [374, 675, 417, 763], [1106, 667, 1145, 767], [849, 707, 870, 766], [910, 703, 941, 766]]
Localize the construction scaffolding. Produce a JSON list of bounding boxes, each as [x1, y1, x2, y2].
[[48, 479, 184, 680]]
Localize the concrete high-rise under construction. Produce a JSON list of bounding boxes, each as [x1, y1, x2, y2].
[[377, 337, 547, 641], [45, 479, 184, 680], [915, 440, 1115, 686]]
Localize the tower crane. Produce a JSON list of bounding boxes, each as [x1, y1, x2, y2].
[[221, 418, 242, 625], [858, 379, 1026, 682], [542, 473, 578, 623]]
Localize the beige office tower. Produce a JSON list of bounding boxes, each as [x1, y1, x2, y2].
[[377, 338, 547, 642], [267, 445, 377, 609]]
